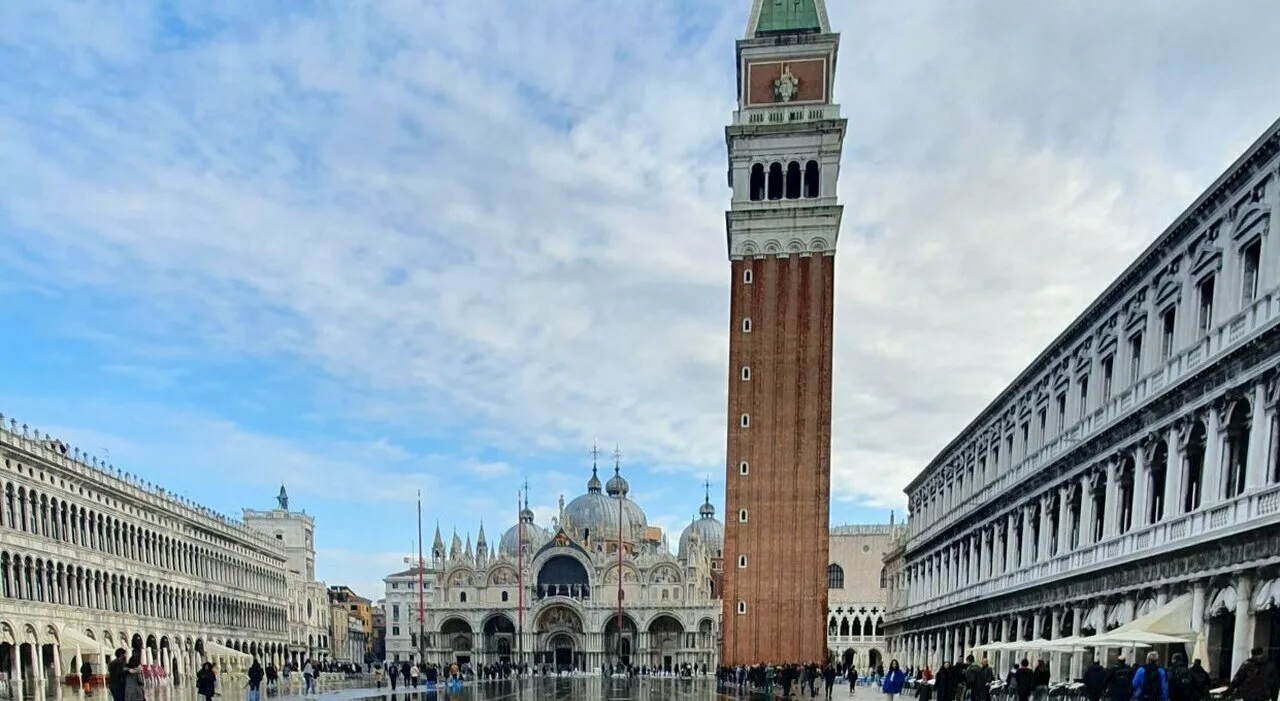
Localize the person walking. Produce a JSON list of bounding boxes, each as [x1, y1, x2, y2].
[[1105, 656, 1133, 701], [107, 649, 129, 701], [882, 660, 907, 701], [1083, 656, 1107, 701], [123, 652, 145, 701], [1226, 647, 1280, 701], [849, 666, 859, 695], [1013, 660, 1034, 701], [1131, 652, 1168, 701], [247, 657, 265, 701], [196, 663, 217, 701], [302, 660, 315, 695]]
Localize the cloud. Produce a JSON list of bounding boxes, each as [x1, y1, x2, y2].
[[3, 0, 1280, 533]]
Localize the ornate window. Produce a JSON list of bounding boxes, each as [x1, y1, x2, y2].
[[743, 268, 753, 284], [827, 563, 844, 589]]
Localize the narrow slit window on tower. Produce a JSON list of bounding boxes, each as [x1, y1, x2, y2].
[[737, 600, 747, 615], [738, 509, 748, 522], [804, 160, 820, 198], [767, 163, 784, 200], [738, 555, 747, 569], [739, 461, 749, 475], [785, 161, 802, 199], [749, 163, 766, 202], [742, 318, 752, 333], [741, 366, 751, 381], [743, 268, 753, 284], [740, 414, 750, 428]]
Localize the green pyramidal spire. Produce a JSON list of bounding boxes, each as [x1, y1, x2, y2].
[[750, 0, 826, 37]]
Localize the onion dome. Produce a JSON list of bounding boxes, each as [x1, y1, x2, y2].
[[499, 505, 547, 558], [679, 486, 724, 560], [604, 466, 630, 497], [564, 464, 647, 545]]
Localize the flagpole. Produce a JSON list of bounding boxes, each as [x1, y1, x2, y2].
[[517, 486, 525, 670], [417, 490, 426, 666], [615, 449, 624, 667]]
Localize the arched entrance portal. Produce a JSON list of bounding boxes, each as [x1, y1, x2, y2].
[[547, 633, 575, 671], [603, 615, 638, 669], [482, 615, 516, 665], [868, 648, 883, 671], [647, 615, 684, 672], [535, 606, 584, 671], [440, 618, 474, 666]]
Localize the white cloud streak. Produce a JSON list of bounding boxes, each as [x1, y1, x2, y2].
[[2, 0, 1280, 520]]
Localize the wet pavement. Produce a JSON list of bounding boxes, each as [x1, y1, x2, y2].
[[19, 678, 871, 701]]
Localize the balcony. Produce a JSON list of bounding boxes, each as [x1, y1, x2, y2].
[[890, 480, 1280, 621], [732, 103, 842, 127], [905, 292, 1280, 551]]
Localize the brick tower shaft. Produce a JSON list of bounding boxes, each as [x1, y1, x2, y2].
[[719, 0, 846, 666]]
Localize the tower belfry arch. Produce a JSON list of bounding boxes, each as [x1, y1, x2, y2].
[[720, 0, 845, 666]]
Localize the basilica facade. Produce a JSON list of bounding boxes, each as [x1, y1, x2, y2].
[[384, 461, 722, 673], [884, 119, 1280, 680]]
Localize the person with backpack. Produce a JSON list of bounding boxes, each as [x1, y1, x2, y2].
[[1083, 656, 1108, 701], [1130, 651, 1168, 701], [1165, 653, 1194, 701], [1105, 656, 1133, 701]]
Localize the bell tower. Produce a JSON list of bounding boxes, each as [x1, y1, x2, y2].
[[720, 0, 845, 666]]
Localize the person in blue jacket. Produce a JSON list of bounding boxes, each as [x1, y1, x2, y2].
[[883, 660, 908, 700], [1131, 652, 1169, 701]]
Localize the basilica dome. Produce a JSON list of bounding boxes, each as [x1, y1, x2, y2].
[[679, 490, 724, 560], [499, 506, 548, 558], [564, 466, 648, 545]]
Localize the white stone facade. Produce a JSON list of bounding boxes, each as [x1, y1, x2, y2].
[[381, 561, 436, 664], [385, 465, 722, 672], [0, 418, 290, 683], [884, 120, 1280, 681], [0, 417, 338, 690], [243, 507, 331, 661], [826, 525, 901, 671]]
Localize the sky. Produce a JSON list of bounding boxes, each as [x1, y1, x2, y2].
[[2, 0, 1280, 603]]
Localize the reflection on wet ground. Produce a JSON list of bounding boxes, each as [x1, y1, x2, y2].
[[21, 677, 866, 701]]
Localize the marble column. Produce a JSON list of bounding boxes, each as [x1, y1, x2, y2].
[[1164, 422, 1185, 519], [1246, 382, 1269, 489], [1231, 573, 1255, 675], [1070, 604, 1085, 679], [1078, 472, 1095, 547], [1133, 442, 1150, 529], [1203, 407, 1223, 508], [1103, 459, 1120, 538], [1021, 507, 1034, 566], [1050, 609, 1062, 676], [1006, 514, 1019, 573], [1056, 485, 1072, 555]]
